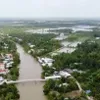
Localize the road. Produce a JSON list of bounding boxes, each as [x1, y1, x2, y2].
[[71, 76, 93, 100]]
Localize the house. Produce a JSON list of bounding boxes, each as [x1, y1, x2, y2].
[[54, 33, 68, 40], [18, 38, 22, 42], [1, 53, 5, 59], [30, 45, 35, 48], [5, 54, 13, 60], [3, 60, 8, 64], [45, 75, 61, 80], [38, 57, 42, 63], [0, 76, 4, 82], [0, 63, 5, 70], [4, 58, 10, 61], [6, 54, 13, 58], [4, 46, 8, 49], [38, 57, 54, 67], [0, 69, 7, 75], [47, 63, 53, 67], [28, 49, 34, 54], [86, 90, 91, 94], [59, 83, 68, 87], [64, 98, 68, 100], [0, 76, 4, 85], [28, 43, 35, 48], [59, 71, 71, 78], [73, 69, 85, 74], [53, 71, 59, 75], [6, 63, 12, 68], [51, 52, 58, 56], [41, 57, 54, 63], [69, 42, 81, 48], [96, 37, 100, 40], [64, 68, 73, 74], [28, 50, 31, 54], [41, 63, 46, 66]]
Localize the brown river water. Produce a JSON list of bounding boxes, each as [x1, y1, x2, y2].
[[16, 44, 46, 100]]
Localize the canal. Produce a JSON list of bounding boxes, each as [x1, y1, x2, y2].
[[16, 44, 46, 100]]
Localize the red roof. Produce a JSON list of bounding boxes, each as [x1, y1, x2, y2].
[[0, 69, 6, 72], [0, 63, 4, 67], [0, 63, 4, 65]]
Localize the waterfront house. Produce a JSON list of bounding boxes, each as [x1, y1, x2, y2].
[[0, 69, 7, 75], [38, 57, 54, 67], [41, 57, 54, 63], [5, 54, 13, 60], [0, 63, 5, 70], [0, 76, 4, 82], [45, 75, 61, 80], [59, 71, 71, 78], [0, 63, 9, 74], [6, 61, 14, 68], [3, 60, 8, 64], [0, 76, 4, 85]]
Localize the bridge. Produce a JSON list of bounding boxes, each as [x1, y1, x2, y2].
[[0, 79, 46, 85], [0, 76, 61, 85], [7, 79, 46, 84], [0, 76, 62, 85]]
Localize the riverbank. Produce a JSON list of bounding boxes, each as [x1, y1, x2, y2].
[[0, 37, 20, 100]]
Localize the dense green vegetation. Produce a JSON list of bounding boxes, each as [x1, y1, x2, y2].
[[10, 33, 61, 56], [0, 38, 16, 53], [0, 83, 20, 100], [43, 78, 79, 100], [66, 32, 94, 42], [43, 41, 100, 100]]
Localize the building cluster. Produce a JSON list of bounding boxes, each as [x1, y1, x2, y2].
[[45, 70, 71, 80], [15, 37, 23, 42], [38, 56, 71, 80], [28, 43, 35, 54], [0, 53, 14, 85], [38, 57, 54, 67], [54, 33, 68, 40]]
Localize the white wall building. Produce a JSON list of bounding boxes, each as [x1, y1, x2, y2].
[[59, 71, 71, 78]]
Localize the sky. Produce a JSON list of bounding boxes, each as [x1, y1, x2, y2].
[[0, 0, 100, 19]]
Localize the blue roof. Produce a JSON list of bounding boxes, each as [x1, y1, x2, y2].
[[86, 90, 91, 94]]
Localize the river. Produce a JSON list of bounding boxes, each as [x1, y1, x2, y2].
[[16, 44, 46, 100]]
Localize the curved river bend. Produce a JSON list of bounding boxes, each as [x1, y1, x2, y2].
[[16, 44, 46, 100]]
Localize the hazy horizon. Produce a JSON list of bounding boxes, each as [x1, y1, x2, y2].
[[0, 0, 100, 19]]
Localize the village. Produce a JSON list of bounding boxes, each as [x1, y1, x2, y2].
[[0, 36, 20, 87], [0, 52, 14, 85]]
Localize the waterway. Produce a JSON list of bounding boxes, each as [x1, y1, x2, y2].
[[16, 44, 46, 100]]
